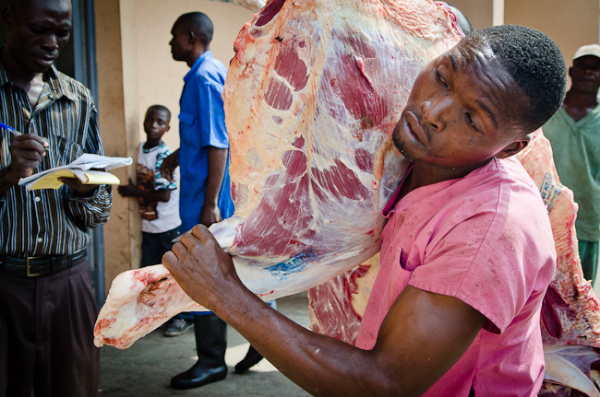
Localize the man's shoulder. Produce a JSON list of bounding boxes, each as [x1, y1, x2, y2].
[[440, 158, 544, 221], [588, 102, 600, 123], [196, 55, 227, 84], [494, 157, 543, 197], [50, 68, 94, 101]]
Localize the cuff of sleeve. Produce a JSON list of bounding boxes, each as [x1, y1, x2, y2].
[[69, 184, 111, 201]]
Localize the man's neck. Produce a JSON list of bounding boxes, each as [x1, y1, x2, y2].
[[563, 89, 599, 122], [1, 48, 46, 106], [396, 159, 492, 204], [186, 47, 208, 68], [1, 47, 43, 86]]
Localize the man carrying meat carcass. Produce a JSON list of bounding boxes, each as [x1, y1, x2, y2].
[[163, 24, 566, 396], [543, 44, 600, 287]]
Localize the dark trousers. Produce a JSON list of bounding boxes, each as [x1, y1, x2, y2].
[[0, 261, 99, 397], [141, 227, 180, 267]]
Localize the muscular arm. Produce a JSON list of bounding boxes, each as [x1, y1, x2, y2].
[[163, 225, 485, 397], [200, 147, 228, 227]]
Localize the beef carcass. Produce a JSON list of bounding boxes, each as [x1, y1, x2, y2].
[[94, 0, 463, 349], [518, 131, 600, 347]]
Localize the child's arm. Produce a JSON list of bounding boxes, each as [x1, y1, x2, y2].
[[117, 178, 171, 202]]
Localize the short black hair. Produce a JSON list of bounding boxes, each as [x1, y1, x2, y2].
[[7, 0, 71, 15], [468, 25, 566, 133], [147, 104, 171, 121], [176, 12, 214, 47], [6, 0, 23, 11]]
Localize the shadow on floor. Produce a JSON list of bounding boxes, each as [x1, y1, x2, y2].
[[99, 292, 312, 397]]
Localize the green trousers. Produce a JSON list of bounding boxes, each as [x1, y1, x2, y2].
[[579, 240, 599, 287]]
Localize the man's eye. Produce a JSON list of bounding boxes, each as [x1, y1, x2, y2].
[[466, 113, 479, 131], [436, 69, 448, 87], [31, 27, 46, 35]]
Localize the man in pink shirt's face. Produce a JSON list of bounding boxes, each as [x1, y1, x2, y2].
[[394, 44, 529, 172], [161, 25, 567, 396], [391, 44, 537, 200]]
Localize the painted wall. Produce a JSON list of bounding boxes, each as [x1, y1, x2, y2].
[[505, 0, 599, 87], [95, 0, 254, 286], [446, 0, 494, 31], [133, 0, 255, 149]]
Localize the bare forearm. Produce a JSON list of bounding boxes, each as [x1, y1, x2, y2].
[[212, 289, 391, 397], [133, 188, 170, 202], [165, 226, 386, 395], [204, 147, 227, 207]]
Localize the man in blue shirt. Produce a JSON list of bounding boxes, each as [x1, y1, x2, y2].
[[160, 11, 235, 390]]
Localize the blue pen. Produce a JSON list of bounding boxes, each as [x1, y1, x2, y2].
[[0, 121, 49, 151], [0, 121, 21, 136]]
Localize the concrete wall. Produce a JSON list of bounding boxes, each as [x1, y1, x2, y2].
[[504, 0, 599, 87]]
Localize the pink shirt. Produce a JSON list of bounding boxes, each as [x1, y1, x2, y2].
[[355, 157, 556, 396]]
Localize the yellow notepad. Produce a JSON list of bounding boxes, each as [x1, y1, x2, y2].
[[26, 169, 121, 190], [18, 154, 132, 191]]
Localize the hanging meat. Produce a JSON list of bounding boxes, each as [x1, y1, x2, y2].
[[93, 0, 463, 349]]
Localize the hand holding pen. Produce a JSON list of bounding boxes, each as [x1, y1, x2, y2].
[[0, 121, 50, 184], [0, 121, 49, 151]]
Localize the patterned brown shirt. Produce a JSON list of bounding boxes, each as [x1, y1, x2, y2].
[[0, 61, 112, 257]]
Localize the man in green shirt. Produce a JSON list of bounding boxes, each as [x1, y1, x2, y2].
[[543, 44, 600, 286]]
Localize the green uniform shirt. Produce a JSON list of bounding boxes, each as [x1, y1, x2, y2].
[[543, 106, 600, 241]]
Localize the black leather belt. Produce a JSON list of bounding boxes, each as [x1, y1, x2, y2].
[[0, 250, 87, 277]]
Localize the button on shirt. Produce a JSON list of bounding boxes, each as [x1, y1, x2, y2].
[[0, 60, 112, 257], [178, 50, 234, 232]]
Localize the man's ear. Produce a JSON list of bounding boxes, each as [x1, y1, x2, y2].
[[496, 135, 531, 159], [2, 7, 15, 31]]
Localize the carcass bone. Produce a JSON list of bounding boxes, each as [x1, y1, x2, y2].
[[93, 266, 198, 349], [94, 0, 462, 349]]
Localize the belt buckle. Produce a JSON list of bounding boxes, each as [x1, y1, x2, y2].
[[26, 256, 44, 277]]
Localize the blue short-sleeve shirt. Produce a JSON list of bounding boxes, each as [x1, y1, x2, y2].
[[178, 50, 234, 232]]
